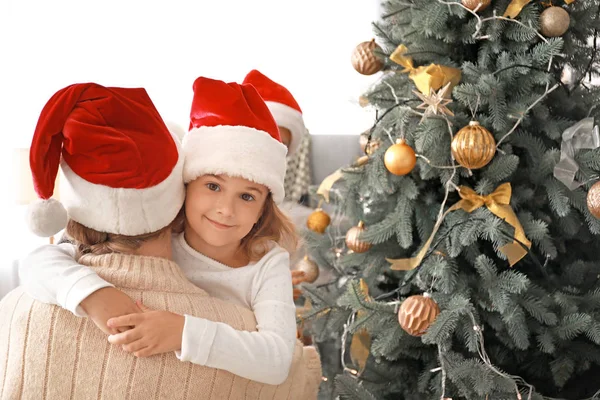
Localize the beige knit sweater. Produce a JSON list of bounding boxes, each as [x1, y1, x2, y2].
[[0, 253, 321, 400]]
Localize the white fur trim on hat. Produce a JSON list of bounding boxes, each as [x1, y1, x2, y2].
[[26, 198, 68, 237], [182, 125, 288, 203], [59, 149, 185, 236], [165, 120, 187, 144], [265, 101, 306, 157]]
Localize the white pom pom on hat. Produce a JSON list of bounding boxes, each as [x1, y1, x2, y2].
[[26, 198, 68, 237]]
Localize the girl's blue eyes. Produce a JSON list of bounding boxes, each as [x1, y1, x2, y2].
[[206, 183, 255, 202], [241, 193, 255, 202]]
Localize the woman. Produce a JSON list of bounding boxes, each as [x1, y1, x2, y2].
[[0, 83, 321, 399]]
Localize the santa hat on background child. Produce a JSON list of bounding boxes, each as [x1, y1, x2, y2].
[[182, 76, 287, 203], [27, 83, 185, 237], [242, 69, 306, 157]]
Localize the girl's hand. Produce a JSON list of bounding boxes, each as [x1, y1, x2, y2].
[[80, 287, 142, 335], [106, 302, 185, 357], [291, 270, 306, 286], [291, 270, 306, 301]]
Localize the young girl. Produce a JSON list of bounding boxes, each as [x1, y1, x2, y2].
[[19, 77, 301, 386]]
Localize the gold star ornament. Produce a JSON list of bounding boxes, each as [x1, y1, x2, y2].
[[414, 82, 454, 122]]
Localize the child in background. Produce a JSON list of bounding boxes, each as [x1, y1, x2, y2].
[[19, 77, 303, 386], [243, 69, 312, 205], [242, 69, 322, 349], [243, 70, 317, 296]]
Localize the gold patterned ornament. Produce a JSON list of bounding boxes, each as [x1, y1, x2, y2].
[[539, 7, 570, 37], [351, 39, 384, 75], [462, 0, 491, 12], [295, 256, 320, 283], [384, 139, 417, 176], [451, 121, 496, 170], [346, 221, 372, 253], [587, 181, 600, 219], [398, 294, 440, 337], [388, 183, 531, 270], [389, 44, 461, 96], [414, 82, 454, 122]]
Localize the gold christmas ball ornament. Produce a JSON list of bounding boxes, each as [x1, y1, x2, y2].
[[351, 39, 384, 75], [451, 121, 496, 170], [587, 181, 600, 219], [358, 96, 370, 107], [540, 7, 570, 37], [295, 256, 320, 284], [461, 0, 491, 12], [345, 221, 372, 253], [306, 208, 331, 234], [384, 139, 417, 176], [398, 294, 440, 337]]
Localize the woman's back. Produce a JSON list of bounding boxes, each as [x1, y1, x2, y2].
[[0, 253, 320, 399]]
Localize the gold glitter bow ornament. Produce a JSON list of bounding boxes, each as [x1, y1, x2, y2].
[[389, 44, 461, 97], [502, 0, 575, 24], [503, 0, 532, 18], [502, 0, 574, 18], [388, 183, 531, 271]]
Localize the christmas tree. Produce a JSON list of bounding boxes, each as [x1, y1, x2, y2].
[[299, 1, 600, 399]]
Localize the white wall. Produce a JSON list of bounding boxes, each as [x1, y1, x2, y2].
[[1, 0, 381, 148], [0, 0, 381, 259]]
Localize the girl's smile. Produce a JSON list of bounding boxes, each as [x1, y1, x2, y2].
[[204, 216, 235, 230]]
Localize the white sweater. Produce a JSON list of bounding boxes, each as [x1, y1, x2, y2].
[[18, 233, 297, 386]]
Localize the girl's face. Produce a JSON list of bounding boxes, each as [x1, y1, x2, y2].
[[185, 174, 268, 249]]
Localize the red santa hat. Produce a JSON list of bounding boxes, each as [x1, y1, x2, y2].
[[27, 83, 185, 237], [183, 76, 287, 203], [242, 69, 306, 156]]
